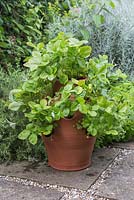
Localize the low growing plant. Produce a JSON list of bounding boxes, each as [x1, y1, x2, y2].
[[8, 33, 134, 145]]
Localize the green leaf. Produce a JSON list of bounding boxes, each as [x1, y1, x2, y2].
[[72, 78, 78, 84], [28, 101, 36, 108], [69, 38, 88, 47], [26, 123, 33, 130], [91, 128, 97, 136], [0, 42, 9, 48], [29, 134, 38, 145], [78, 79, 86, 86], [87, 127, 97, 136], [75, 86, 83, 94], [37, 43, 44, 50], [79, 46, 92, 58], [77, 97, 85, 104], [80, 27, 90, 40], [119, 105, 128, 113], [18, 130, 30, 140], [48, 74, 55, 81], [59, 74, 68, 84], [92, 105, 99, 111], [88, 84, 92, 92], [64, 83, 73, 91], [40, 99, 47, 108], [63, 108, 70, 117], [42, 125, 53, 135], [9, 89, 22, 101], [8, 102, 23, 111], [27, 42, 36, 49], [108, 1, 115, 9], [24, 51, 42, 71], [106, 130, 118, 135], [71, 102, 79, 112], [27, 25, 42, 35], [116, 69, 127, 80], [79, 104, 88, 114], [93, 15, 105, 27], [46, 116, 53, 123], [105, 106, 112, 113], [88, 111, 97, 117], [22, 81, 37, 93]]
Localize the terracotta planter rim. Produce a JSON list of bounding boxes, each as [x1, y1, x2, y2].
[[62, 115, 78, 121], [60, 111, 82, 121]]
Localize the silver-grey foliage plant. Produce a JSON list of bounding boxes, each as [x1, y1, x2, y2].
[[47, 0, 134, 78]]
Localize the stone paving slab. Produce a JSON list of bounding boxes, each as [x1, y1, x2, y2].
[[113, 141, 134, 149], [94, 150, 134, 200], [0, 177, 64, 200], [0, 148, 119, 190]]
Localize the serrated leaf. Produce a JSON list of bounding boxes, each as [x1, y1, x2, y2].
[[18, 130, 30, 140]]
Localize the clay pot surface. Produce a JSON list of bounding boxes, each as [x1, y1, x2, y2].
[[53, 80, 63, 93], [42, 112, 96, 171]]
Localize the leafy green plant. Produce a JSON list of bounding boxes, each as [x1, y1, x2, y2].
[[47, 0, 134, 77], [8, 33, 134, 145], [0, 0, 51, 71], [47, 0, 116, 41], [93, 0, 134, 77], [24, 32, 92, 84], [0, 68, 45, 162]]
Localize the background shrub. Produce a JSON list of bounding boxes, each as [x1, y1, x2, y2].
[[0, 68, 46, 162], [47, 0, 134, 77], [0, 0, 55, 71]]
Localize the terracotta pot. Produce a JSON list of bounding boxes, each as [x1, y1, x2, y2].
[[42, 112, 96, 171], [53, 80, 63, 93]]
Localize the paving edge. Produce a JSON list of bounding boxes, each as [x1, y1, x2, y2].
[[86, 149, 134, 200], [1, 148, 133, 200]]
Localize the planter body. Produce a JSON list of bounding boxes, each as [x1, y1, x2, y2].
[[42, 113, 96, 171], [53, 80, 63, 93]]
